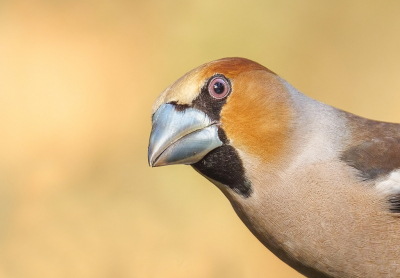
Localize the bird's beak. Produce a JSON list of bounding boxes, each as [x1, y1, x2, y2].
[[148, 103, 223, 167]]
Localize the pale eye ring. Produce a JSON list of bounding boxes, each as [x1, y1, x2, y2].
[[208, 77, 230, 99]]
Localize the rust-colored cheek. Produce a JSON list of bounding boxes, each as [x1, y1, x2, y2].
[[221, 71, 292, 163]]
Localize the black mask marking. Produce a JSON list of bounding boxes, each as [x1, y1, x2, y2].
[[191, 74, 231, 122]]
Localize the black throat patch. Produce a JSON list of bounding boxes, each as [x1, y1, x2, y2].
[[192, 129, 252, 198]]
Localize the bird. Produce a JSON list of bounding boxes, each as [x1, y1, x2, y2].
[[147, 57, 400, 278]]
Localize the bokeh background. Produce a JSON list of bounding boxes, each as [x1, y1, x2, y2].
[[1, 1, 400, 277]]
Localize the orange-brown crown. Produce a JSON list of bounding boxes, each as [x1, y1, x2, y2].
[[152, 57, 272, 113]]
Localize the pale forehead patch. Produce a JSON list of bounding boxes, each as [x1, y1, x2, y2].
[[151, 65, 208, 114]]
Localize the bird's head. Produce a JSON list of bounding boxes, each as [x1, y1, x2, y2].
[[148, 57, 294, 197]]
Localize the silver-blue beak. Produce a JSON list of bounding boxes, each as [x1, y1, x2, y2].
[[148, 103, 223, 167]]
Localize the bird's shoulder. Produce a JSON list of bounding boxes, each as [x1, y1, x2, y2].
[[341, 136, 400, 181], [341, 114, 400, 213]]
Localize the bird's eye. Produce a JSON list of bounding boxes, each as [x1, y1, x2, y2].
[[208, 77, 230, 99]]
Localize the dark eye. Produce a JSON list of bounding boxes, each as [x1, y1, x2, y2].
[[208, 77, 230, 99]]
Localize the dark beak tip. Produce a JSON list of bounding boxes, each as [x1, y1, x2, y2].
[[148, 157, 155, 167], [147, 148, 154, 167], [148, 152, 159, 168]]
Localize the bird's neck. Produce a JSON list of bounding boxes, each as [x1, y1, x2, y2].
[[281, 79, 350, 174]]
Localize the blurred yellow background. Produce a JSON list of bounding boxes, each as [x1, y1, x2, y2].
[[1, 1, 400, 277]]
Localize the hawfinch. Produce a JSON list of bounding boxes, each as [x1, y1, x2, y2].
[[147, 57, 400, 277]]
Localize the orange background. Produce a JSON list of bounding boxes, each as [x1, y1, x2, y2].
[[1, 1, 400, 277]]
